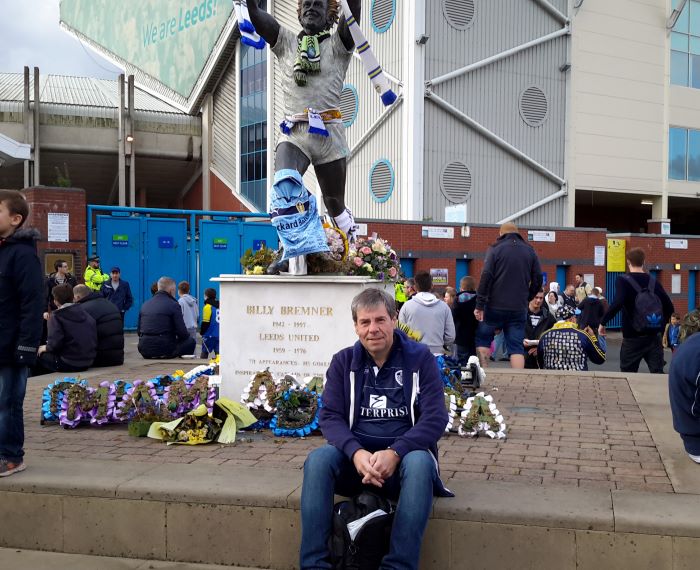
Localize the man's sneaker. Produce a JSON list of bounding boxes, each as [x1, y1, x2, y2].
[[0, 459, 26, 477]]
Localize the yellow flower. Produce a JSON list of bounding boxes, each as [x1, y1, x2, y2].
[[253, 266, 264, 275]]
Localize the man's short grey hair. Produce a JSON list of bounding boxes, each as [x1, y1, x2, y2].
[[73, 284, 91, 300], [158, 277, 176, 292], [351, 288, 396, 323]]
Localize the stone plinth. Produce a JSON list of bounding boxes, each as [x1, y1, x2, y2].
[[214, 275, 392, 400]]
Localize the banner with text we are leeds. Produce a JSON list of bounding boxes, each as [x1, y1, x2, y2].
[[60, 0, 234, 103]]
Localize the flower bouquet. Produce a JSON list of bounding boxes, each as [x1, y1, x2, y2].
[[346, 236, 400, 282], [241, 246, 278, 275]]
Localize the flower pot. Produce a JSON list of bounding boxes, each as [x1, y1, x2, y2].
[[128, 420, 152, 437]]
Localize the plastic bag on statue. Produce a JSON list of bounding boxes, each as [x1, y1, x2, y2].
[[269, 169, 329, 261]]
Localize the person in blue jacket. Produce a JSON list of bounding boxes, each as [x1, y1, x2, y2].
[[668, 314, 700, 465], [299, 287, 453, 570], [101, 267, 133, 322]]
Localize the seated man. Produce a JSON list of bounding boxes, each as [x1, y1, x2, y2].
[[669, 311, 700, 464], [33, 283, 97, 375], [538, 305, 606, 371], [398, 270, 455, 354], [523, 288, 555, 369], [73, 284, 124, 367], [300, 288, 453, 569], [138, 277, 196, 359]]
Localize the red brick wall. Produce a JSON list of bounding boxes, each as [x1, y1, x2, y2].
[[23, 186, 87, 280], [182, 172, 251, 212], [360, 220, 609, 293]]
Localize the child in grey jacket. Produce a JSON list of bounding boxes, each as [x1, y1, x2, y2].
[[177, 281, 199, 343]]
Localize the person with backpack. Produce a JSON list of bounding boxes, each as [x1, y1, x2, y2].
[[300, 288, 453, 570], [600, 247, 674, 373]]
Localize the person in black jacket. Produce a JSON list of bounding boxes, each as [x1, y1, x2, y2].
[[46, 259, 78, 313], [475, 222, 543, 369], [523, 288, 556, 369], [452, 275, 478, 364], [74, 284, 124, 367], [668, 327, 700, 465], [600, 248, 674, 374], [577, 285, 605, 331], [33, 283, 97, 375], [0, 190, 44, 477], [138, 276, 196, 359], [101, 267, 134, 321]]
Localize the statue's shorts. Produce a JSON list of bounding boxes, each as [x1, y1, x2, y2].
[[276, 122, 349, 166]]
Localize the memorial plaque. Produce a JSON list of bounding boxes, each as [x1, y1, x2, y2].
[[214, 275, 393, 401]]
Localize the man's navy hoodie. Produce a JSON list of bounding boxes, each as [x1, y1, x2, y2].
[[476, 232, 543, 312], [320, 329, 453, 497], [668, 333, 700, 455]]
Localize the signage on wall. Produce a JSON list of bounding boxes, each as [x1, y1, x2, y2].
[[213, 238, 228, 250], [430, 268, 448, 286], [607, 239, 626, 272], [594, 245, 605, 267], [112, 234, 129, 247], [661, 222, 671, 235], [422, 226, 454, 239], [445, 203, 467, 223], [527, 230, 556, 242], [665, 239, 688, 249], [158, 236, 175, 249], [47, 213, 70, 242]]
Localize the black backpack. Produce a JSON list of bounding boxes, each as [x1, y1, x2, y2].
[[328, 491, 396, 569], [624, 274, 664, 332]]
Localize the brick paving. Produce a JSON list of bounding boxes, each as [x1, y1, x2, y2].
[[25, 370, 673, 493]]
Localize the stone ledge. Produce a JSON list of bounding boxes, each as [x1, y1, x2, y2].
[[2, 457, 700, 539]]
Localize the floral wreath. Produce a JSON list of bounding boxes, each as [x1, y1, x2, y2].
[[458, 392, 506, 439], [114, 380, 159, 422], [270, 386, 321, 437], [42, 378, 88, 422], [241, 369, 279, 423], [163, 376, 214, 416]]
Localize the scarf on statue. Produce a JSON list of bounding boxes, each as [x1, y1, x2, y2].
[[294, 31, 330, 86]]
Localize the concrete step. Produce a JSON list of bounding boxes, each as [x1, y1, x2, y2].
[[0, 548, 262, 570], [2, 457, 700, 569]]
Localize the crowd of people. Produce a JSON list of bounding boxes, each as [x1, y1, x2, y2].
[[395, 223, 700, 378]]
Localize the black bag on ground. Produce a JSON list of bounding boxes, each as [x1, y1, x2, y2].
[[328, 491, 396, 569], [624, 274, 664, 332]]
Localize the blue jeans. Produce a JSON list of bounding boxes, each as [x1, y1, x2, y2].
[[300, 445, 437, 570], [0, 365, 28, 462], [475, 308, 527, 356]]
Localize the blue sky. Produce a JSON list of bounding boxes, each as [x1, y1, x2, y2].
[[0, 0, 122, 78]]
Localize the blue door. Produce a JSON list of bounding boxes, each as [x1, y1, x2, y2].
[[455, 259, 469, 289], [144, 218, 189, 301], [199, 220, 243, 298], [689, 271, 697, 312], [605, 272, 624, 329], [556, 266, 568, 289], [400, 258, 415, 279], [95, 216, 142, 330]]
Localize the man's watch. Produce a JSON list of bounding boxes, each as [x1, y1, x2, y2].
[[387, 447, 400, 458]]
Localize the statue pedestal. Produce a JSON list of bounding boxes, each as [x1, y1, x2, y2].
[[214, 275, 393, 401]]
